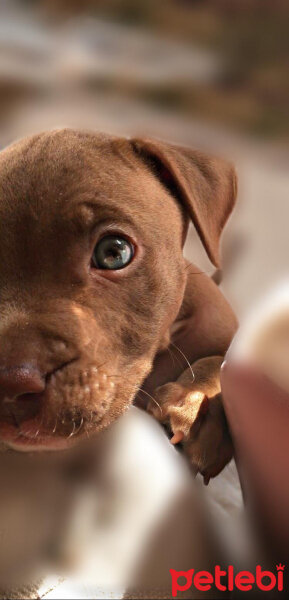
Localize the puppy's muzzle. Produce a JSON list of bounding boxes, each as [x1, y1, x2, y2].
[[0, 356, 80, 445]]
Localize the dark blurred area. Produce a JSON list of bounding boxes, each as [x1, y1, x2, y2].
[[0, 0, 288, 142]]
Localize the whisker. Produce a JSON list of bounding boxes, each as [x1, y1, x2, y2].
[[32, 421, 42, 439], [167, 346, 176, 369], [29, 412, 46, 439], [74, 416, 84, 436], [167, 346, 183, 372], [67, 420, 76, 439], [138, 387, 163, 417], [170, 342, 195, 383]]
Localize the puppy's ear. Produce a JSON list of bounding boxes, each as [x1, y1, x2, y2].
[[131, 137, 237, 268]]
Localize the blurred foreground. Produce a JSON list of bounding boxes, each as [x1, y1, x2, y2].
[[0, 408, 244, 599]]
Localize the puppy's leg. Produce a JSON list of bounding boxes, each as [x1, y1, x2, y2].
[[148, 356, 233, 484]]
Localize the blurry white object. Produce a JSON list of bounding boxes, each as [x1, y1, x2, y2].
[[35, 407, 242, 599], [229, 280, 289, 394]]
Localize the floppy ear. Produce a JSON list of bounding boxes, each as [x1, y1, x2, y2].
[[131, 137, 237, 268]]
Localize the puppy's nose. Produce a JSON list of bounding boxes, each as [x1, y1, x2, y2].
[[0, 366, 45, 399]]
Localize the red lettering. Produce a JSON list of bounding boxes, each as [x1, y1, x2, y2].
[[228, 565, 234, 591], [170, 569, 194, 597], [215, 565, 227, 591], [235, 571, 254, 591], [170, 564, 283, 595], [256, 566, 276, 591], [277, 569, 284, 592], [193, 571, 213, 591]]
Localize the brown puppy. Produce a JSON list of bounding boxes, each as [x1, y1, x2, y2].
[[0, 129, 237, 481]]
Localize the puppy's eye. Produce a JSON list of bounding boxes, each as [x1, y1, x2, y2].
[[92, 235, 134, 270]]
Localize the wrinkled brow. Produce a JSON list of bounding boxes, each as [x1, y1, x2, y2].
[[63, 201, 137, 233]]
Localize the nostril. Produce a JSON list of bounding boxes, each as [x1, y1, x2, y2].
[[0, 366, 45, 399]]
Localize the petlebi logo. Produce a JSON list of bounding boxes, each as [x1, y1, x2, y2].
[[170, 564, 285, 596]]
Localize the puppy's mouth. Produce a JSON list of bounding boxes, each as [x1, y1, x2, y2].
[[0, 365, 117, 452], [0, 393, 82, 451], [0, 393, 44, 426]]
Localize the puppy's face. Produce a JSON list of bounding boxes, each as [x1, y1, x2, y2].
[[0, 130, 187, 450], [0, 130, 236, 451]]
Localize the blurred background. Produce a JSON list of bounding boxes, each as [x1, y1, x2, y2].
[[0, 4, 287, 596], [0, 0, 288, 315]]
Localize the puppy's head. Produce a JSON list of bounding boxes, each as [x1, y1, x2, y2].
[[0, 129, 236, 451]]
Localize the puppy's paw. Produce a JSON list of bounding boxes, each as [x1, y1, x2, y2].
[[182, 392, 233, 484], [148, 382, 233, 484]]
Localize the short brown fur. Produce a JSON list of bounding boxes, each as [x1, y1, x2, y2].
[[0, 129, 237, 479]]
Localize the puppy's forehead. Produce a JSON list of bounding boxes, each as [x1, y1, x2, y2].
[[0, 129, 176, 229]]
